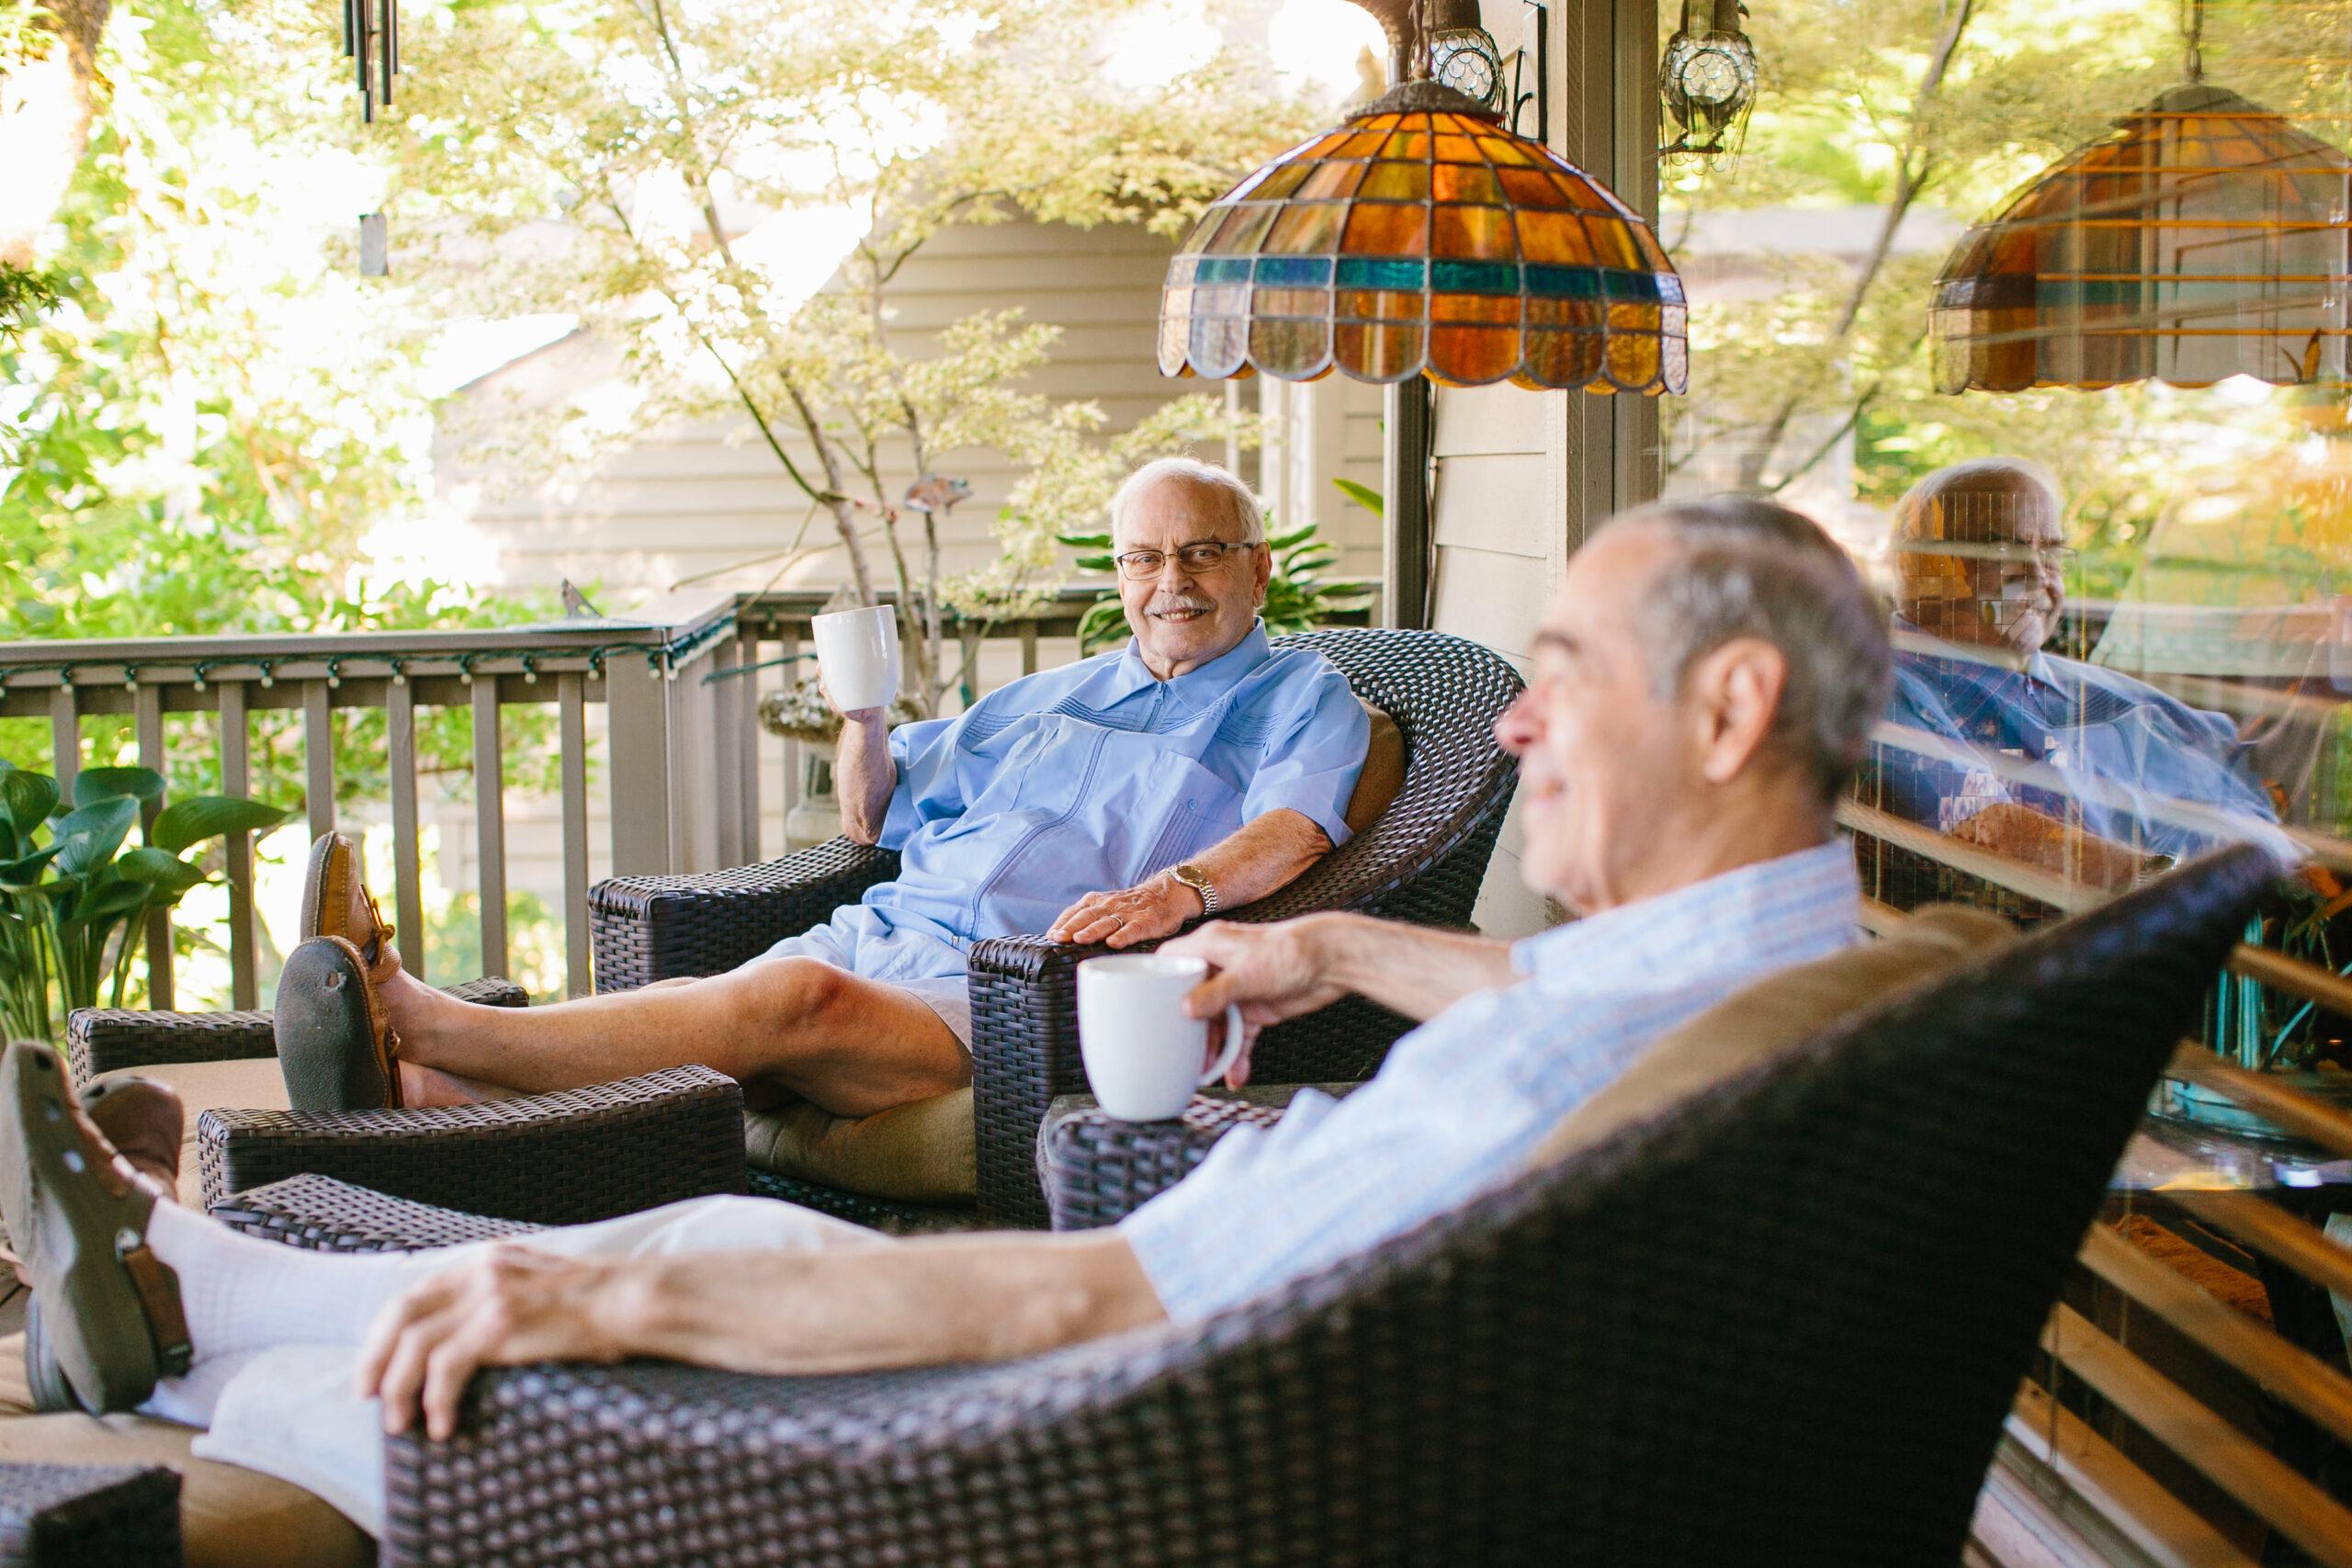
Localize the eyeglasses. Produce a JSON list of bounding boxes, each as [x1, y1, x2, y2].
[[1113, 540, 1256, 580], [1893, 540, 2080, 569]]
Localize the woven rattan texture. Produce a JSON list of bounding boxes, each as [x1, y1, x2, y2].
[[971, 628, 1521, 1223], [588, 839, 899, 993], [744, 1169, 980, 1235], [1039, 1086, 1361, 1231], [364, 847, 2271, 1568], [198, 1066, 747, 1222], [214, 1174, 543, 1252], [0, 1461, 181, 1567], [67, 976, 529, 1082]]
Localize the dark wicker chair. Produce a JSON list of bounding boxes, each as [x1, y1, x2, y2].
[[205, 844, 2273, 1567], [591, 626, 1526, 1226]]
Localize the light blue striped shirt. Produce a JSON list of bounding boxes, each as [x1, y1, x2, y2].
[[1123, 840, 1864, 1323]]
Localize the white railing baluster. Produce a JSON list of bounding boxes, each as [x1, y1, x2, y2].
[[302, 681, 334, 840], [133, 682, 173, 1010], [388, 676, 424, 987], [219, 682, 257, 1010], [559, 671, 590, 998], [734, 638, 761, 864], [471, 675, 507, 981], [712, 635, 743, 870]]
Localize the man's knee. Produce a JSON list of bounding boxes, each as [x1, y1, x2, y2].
[[732, 956, 857, 1032]]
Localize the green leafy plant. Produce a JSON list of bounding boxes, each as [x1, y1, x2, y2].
[[0, 761, 288, 1043], [1058, 514, 1377, 655]]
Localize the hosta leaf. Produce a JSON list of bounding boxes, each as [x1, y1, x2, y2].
[[0, 844, 61, 890], [1056, 531, 1112, 548], [73, 767, 164, 808], [1265, 524, 1317, 550], [62, 879, 148, 931], [51, 798, 140, 876], [0, 768, 58, 837], [116, 847, 209, 894], [1330, 478, 1385, 518], [151, 795, 289, 853]]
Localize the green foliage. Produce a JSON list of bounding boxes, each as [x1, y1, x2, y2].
[[1059, 515, 1375, 654], [1330, 477, 1385, 520], [0, 759, 288, 1041]]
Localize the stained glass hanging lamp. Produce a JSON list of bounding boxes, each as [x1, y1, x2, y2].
[[1929, 0, 2351, 393], [1156, 5, 1686, 393]]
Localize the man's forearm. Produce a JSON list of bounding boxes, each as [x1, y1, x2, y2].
[[608, 1231, 1163, 1376], [1182, 808, 1332, 910], [835, 716, 895, 844], [1312, 912, 1517, 1022]]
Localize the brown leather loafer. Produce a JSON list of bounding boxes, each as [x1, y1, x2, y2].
[[299, 830, 398, 985], [78, 1075, 183, 1201], [0, 1042, 192, 1415], [276, 935, 405, 1111]]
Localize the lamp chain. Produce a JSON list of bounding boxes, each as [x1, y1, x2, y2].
[[2181, 0, 2204, 84]]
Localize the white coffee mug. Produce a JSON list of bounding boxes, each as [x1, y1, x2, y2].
[[813, 605, 901, 713], [1078, 953, 1247, 1122]]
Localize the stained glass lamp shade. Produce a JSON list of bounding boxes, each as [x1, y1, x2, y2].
[[1932, 84, 2352, 393], [1159, 82, 1688, 392]]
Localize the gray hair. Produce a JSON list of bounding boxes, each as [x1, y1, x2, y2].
[[1110, 457, 1266, 547], [1892, 456, 2063, 546], [1608, 496, 1893, 807]]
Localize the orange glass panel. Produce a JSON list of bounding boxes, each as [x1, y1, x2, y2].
[[1265, 202, 1348, 254], [1516, 212, 1596, 265], [1250, 316, 1333, 377], [1608, 302, 1659, 333], [1428, 326, 1519, 385], [1629, 224, 1672, 271], [1358, 161, 1431, 203], [1333, 288, 1426, 323], [1606, 331, 1661, 389], [1433, 164, 1503, 205], [1431, 291, 1521, 325], [1251, 286, 1332, 319], [1251, 162, 1317, 202], [1583, 218, 1640, 269], [1335, 321, 1426, 380], [1341, 202, 1430, 256], [1432, 204, 1517, 259], [1208, 204, 1278, 254], [1497, 168, 1570, 208], [1380, 131, 1430, 161], [1432, 135, 1482, 164], [1478, 136, 1534, 167], [1523, 329, 1603, 387], [1297, 161, 1371, 201], [1526, 297, 1603, 331]]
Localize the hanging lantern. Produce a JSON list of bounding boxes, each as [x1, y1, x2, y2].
[[1158, 81, 1685, 393], [344, 0, 398, 125], [1659, 0, 1758, 162], [1931, 81, 2352, 393]]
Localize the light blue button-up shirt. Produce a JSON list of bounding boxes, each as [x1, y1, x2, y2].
[[768, 621, 1369, 985], [1122, 840, 1863, 1324]]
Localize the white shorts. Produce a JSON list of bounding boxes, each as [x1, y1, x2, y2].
[[753, 926, 974, 1052]]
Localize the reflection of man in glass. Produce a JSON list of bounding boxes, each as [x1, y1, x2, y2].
[[1878, 457, 2277, 873]]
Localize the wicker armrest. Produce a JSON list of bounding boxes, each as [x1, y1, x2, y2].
[[1038, 1084, 1365, 1230], [67, 976, 529, 1081], [212, 1173, 544, 1252], [968, 931, 1410, 1226], [196, 1066, 748, 1222], [588, 838, 900, 990], [0, 1461, 182, 1566]]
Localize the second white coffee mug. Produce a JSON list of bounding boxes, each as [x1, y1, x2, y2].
[[1077, 953, 1246, 1122], [813, 605, 901, 713]]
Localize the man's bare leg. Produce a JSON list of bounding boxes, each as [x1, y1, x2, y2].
[[379, 957, 966, 1119]]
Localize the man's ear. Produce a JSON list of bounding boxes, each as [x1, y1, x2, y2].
[[1685, 637, 1788, 784], [1251, 541, 1273, 604]]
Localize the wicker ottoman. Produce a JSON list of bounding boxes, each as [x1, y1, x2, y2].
[[0, 1462, 180, 1567]]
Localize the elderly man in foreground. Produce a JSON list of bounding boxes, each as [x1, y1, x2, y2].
[[1, 496, 1892, 1536], [270, 455, 1368, 1121]]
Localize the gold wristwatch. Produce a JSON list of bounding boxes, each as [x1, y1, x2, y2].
[[1168, 862, 1218, 917]]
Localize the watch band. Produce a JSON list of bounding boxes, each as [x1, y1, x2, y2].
[[1170, 863, 1218, 917]]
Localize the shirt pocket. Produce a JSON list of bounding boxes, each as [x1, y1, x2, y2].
[[1091, 736, 1238, 884]]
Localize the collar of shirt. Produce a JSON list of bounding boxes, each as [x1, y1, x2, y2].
[[1507, 840, 1861, 983], [1085, 618, 1272, 716]]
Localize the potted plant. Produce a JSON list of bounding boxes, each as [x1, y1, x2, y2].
[[0, 760, 288, 1043]]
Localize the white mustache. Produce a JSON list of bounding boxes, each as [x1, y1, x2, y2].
[[1149, 596, 1212, 615]]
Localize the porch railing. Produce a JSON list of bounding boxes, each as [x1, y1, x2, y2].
[[0, 586, 1142, 1010]]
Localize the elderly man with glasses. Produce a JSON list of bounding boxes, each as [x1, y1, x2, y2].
[[257, 456, 1368, 1125], [1875, 457, 2277, 880]]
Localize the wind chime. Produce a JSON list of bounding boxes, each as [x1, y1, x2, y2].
[[346, 0, 398, 276], [1658, 0, 1759, 163]]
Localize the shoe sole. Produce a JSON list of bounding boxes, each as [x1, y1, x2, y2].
[[276, 936, 398, 1111], [298, 831, 346, 946], [0, 1043, 163, 1415]]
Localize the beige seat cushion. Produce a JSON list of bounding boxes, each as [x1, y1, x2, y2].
[[0, 1334, 371, 1567], [1343, 704, 1405, 837], [1529, 905, 2017, 1170], [744, 1085, 975, 1202], [90, 1056, 288, 1205]]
